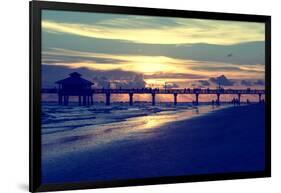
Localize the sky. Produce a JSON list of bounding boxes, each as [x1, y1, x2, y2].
[[41, 10, 265, 90]]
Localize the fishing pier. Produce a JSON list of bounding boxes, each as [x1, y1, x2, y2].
[[42, 72, 265, 106], [42, 87, 265, 106]]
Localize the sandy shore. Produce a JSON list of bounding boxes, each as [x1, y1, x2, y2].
[[42, 104, 265, 184]]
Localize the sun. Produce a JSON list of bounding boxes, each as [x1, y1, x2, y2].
[[119, 55, 181, 74]]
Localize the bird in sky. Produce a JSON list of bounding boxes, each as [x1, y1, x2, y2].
[[227, 53, 233, 57]]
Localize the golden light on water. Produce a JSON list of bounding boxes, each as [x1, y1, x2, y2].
[[142, 118, 164, 130]]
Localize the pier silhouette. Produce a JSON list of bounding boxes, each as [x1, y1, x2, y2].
[[55, 72, 94, 105], [42, 72, 265, 106]]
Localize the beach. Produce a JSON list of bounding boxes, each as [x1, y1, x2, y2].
[[41, 103, 265, 184]]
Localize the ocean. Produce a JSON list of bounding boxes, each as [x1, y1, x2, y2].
[[41, 102, 265, 183]]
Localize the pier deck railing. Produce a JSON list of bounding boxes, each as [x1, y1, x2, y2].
[[41, 88, 265, 106], [42, 88, 265, 95]]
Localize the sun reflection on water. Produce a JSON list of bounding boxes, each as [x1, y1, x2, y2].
[[42, 105, 227, 158]]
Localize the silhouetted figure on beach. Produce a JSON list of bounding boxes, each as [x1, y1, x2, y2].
[[232, 98, 235, 105], [216, 99, 220, 105], [231, 98, 241, 106]]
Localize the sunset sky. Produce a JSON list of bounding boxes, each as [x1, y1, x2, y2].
[[42, 10, 265, 90]]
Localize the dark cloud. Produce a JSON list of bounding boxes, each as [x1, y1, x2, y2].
[[43, 10, 182, 30], [42, 10, 126, 26], [254, 79, 265, 86], [92, 76, 109, 88], [42, 53, 127, 65], [93, 73, 146, 89], [42, 64, 146, 89], [43, 30, 265, 66], [191, 65, 265, 74], [240, 79, 265, 87], [188, 80, 210, 88], [209, 75, 234, 86], [241, 80, 253, 86], [191, 66, 241, 72], [114, 75, 146, 89], [198, 80, 210, 86], [191, 78, 265, 88]]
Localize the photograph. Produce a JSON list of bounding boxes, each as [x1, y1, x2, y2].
[[40, 9, 266, 184]]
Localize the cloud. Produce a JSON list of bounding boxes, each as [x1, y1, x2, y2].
[[95, 16, 181, 29], [186, 80, 211, 88], [92, 70, 146, 89], [241, 80, 253, 86], [42, 48, 186, 74], [42, 10, 181, 30], [42, 52, 128, 65], [239, 79, 264, 87], [114, 76, 146, 89], [92, 76, 109, 88], [209, 75, 234, 86], [42, 64, 146, 89], [41, 10, 266, 87], [42, 11, 265, 45], [254, 79, 265, 86], [42, 64, 265, 90], [187, 77, 265, 89], [144, 72, 206, 80], [191, 65, 242, 72], [164, 83, 179, 89], [43, 30, 266, 66], [198, 80, 210, 86], [42, 47, 265, 83]]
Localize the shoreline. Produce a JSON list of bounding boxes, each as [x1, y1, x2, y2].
[[41, 104, 229, 152], [41, 102, 211, 135], [42, 104, 265, 184]]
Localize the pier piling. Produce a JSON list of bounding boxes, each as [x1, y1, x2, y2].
[[106, 92, 111, 106], [195, 93, 199, 105], [258, 93, 262, 103], [238, 93, 241, 105], [174, 93, 178, 105], [90, 95, 93, 105], [58, 94, 62, 105], [129, 93, 134, 106], [216, 93, 220, 105], [152, 93, 156, 106]]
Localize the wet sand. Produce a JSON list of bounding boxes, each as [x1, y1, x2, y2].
[[42, 104, 265, 184]]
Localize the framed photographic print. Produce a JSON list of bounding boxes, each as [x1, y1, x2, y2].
[[30, 1, 271, 192]]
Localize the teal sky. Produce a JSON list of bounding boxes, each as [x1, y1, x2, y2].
[[41, 10, 265, 89]]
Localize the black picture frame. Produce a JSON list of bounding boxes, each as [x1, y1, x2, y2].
[[30, 1, 271, 192]]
